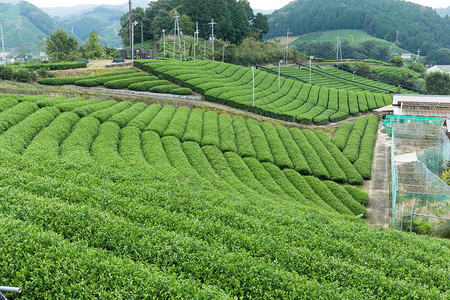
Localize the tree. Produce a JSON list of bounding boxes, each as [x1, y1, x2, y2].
[[82, 30, 103, 59], [390, 55, 404, 67], [252, 13, 269, 41], [42, 29, 79, 61], [425, 72, 450, 95], [409, 62, 425, 74]]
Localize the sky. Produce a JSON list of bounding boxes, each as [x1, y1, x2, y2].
[[27, 0, 450, 10]]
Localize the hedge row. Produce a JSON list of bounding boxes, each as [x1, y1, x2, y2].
[[343, 117, 368, 163], [108, 102, 148, 128], [302, 130, 347, 183], [344, 186, 370, 206], [0, 106, 60, 154], [332, 121, 353, 151], [25, 61, 87, 70], [324, 181, 367, 218], [315, 130, 364, 185], [135, 60, 390, 125], [354, 115, 379, 179]]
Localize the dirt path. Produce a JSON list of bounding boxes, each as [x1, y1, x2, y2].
[[365, 124, 391, 228]]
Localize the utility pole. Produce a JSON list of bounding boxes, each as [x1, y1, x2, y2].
[[278, 60, 283, 91], [173, 13, 179, 59], [203, 40, 206, 60], [209, 18, 217, 60], [195, 21, 199, 43], [177, 24, 182, 61], [194, 29, 199, 60], [252, 66, 255, 106], [183, 36, 186, 61], [285, 29, 291, 66], [128, 0, 132, 61], [222, 44, 227, 62], [309, 56, 314, 84], [162, 29, 166, 58], [416, 49, 420, 63], [132, 21, 138, 65], [336, 35, 340, 63], [0, 23, 5, 65], [140, 21, 144, 55]]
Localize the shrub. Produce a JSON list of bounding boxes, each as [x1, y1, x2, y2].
[[324, 181, 367, 217], [344, 186, 370, 206], [128, 79, 171, 91], [149, 85, 178, 93], [38, 77, 78, 85], [104, 76, 154, 89], [332, 122, 353, 151], [170, 88, 193, 95], [14, 69, 37, 82], [0, 65, 14, 80]]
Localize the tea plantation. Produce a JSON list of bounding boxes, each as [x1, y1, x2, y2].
[[38, 69, 193, 95], [135, 59, 392, 125], [269, 65, 414, 94], [0, 93, 449, 299]]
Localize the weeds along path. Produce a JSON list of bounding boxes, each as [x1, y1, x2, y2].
[[365, 123, 391, 228]]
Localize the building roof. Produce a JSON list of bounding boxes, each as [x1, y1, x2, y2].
[[393, 94, 450, 105], [427, 65, 450, 73]]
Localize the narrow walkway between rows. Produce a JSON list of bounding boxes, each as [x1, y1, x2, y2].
[[365, 124, 391, 228]]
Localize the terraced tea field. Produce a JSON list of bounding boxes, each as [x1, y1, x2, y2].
[[0, 93, 449, 299], [270, 65, 414, 94], [135, 60, 392, 125]]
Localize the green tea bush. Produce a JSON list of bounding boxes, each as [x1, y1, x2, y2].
[[170, 88, 193, 95]]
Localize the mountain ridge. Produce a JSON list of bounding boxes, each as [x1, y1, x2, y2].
[[267, 0, 450, 56]]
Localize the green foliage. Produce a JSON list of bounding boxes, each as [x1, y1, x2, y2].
[[136, 60, 388, 125], [390, 55, 404, 67], [0, 65, 15, 80], [38, 77, 78, 85], [120, 0, 254, 45], [268, 0, 450, 60], [170, 87, 193, 95], [149, 85, 178, 93], [13, 68, 36, 82], [332, 122, 353, 151], [425, 72, 450, 95], [24, 61, 87, 70], [104, 76, 156, 89], [324, 181, 367, 217], [344, 186, 370, 206], [252, 13, 269, 41], [343, 117, 368, 163], [408, 62, 425, 74], [354, 115, 379, 179], [0, 94, 449, 299], [440, 170, 450, 185], [81, 30, 104, 59], [43, 28, 79, 61]]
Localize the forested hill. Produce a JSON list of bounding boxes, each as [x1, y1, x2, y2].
[[267, 0, 450, 56], [0, 1, 58, 52]]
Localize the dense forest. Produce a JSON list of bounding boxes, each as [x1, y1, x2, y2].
[[119, 0, 269, 46], [268, 0, 450, 62]]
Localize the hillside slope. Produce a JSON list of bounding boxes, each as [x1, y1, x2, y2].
[[268, 0, 450, 55], [0, 1, 58, 52], [0, 93, 449, 298], [58, 6, 123, 48]]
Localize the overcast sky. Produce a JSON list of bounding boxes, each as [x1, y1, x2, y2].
[[29, 0, 450, 10]]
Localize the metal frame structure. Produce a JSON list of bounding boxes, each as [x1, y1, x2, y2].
[[386, 115, 450, 227]]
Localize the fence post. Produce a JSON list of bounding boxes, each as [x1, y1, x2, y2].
[[410, 204, 415, 233]]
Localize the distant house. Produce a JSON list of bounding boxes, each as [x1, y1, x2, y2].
[[427, 65, 450, 74], [400, 53, 412, 60]]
